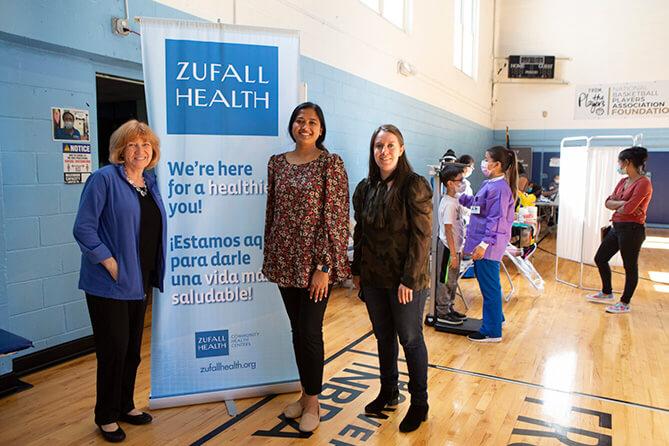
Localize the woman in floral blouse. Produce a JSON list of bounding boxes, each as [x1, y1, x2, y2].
[[262, 102, 350, 433]]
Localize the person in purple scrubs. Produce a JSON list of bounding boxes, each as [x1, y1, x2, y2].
[[459, 146, 518, 342]]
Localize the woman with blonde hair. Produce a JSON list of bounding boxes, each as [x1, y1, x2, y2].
[[73, 120, 166, 442]]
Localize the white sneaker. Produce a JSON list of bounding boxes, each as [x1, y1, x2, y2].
[[606, 302, 631, 314], [586, 291, 615, 304]]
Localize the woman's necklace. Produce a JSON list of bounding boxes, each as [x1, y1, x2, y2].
[[123, 166, 148, 197]]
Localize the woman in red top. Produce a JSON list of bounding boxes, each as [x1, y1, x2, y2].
[[587, 147, 653, 313], [262, 102, 350, 432]]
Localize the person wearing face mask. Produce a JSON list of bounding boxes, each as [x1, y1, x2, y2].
[[458, 146, 518, 342], [55, 110, 82, 140], [262, 102, 350, 433], [587, 146, 652, 314], [456, 154, 475, 196], [456, 155, 475, 226], [434, 164, 468, 326], [517, 181, 541, 209], [541, 174, 559, 201], [352, 124, 432, 433], [73, 120, 166, 442]]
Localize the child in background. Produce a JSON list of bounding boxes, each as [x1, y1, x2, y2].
[[456, 154, 475, 227], [459, 146, 518, 342], [439, 148, 457, 167], [436, 164, 468, 325], [517, 182, 541, 209], [456, 154, 475, 197]]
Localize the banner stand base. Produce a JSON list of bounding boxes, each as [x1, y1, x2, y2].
[[225, 399, 237, 417], [149, 380, 301, 410]]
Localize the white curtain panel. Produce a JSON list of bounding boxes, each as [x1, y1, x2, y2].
[[557, 144, 623, 266], [557, 145, 588, 262], [582, 147, 623, 267]]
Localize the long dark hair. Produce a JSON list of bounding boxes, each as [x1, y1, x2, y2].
[[287, 102, 327, 150], [368, 124, 414, 196], [619, 146, 648, 174], [487, 145, 518, 200], [367, 124, 414, 222]]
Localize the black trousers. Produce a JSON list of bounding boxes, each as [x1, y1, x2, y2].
[[279, 286, 330, 396], [594, 222, 646, 304], [86, 294, 147, 425], [362, 287, 429, 405]]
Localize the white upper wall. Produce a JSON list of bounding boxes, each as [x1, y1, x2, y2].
[[157, 0, 495, 128], [493, 0, 669, 130]]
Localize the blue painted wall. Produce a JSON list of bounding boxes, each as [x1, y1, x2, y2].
[[495, 129, 669, 225], [493, 128, 669, 153], [303, 58, 491, 191], [0, 41, 145, 368], [0, 2, 491, 375], [530, 151, 560, 188]]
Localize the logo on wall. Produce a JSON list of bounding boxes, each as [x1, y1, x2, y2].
[[195, 330, 229, 358], [575, 81, 669, 120], [165, 40, 279, 136]]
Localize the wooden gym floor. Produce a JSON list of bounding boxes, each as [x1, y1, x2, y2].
[[1, 231, 668, 445]]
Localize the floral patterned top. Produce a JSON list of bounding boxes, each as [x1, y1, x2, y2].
[[262, 150, 351, 288]]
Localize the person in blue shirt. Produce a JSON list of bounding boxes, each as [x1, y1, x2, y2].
[[55, 111, 82, 140], [73, 120, 166, 443]]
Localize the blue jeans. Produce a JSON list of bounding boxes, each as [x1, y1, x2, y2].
[[474, 259, 504, 338], [362, 287, 429, 405]]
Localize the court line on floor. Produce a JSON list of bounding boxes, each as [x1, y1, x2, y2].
[[348, 348, 669, 415], [190, 330, 374, 445]]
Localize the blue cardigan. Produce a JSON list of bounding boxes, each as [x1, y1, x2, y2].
[[73, 164, 167, 300]]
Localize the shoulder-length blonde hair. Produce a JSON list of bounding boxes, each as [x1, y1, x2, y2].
[[108, 120, 161, 169]]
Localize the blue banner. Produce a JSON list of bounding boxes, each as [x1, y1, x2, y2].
[[140, 18, 301, 408]]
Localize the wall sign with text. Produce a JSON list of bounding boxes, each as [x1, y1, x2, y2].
[[62, 143, 91, 184], [574, 81, 669, 120]]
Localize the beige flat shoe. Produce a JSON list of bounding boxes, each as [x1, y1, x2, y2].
[[298, 407, 320, 432], [283, 401, 303, 419]]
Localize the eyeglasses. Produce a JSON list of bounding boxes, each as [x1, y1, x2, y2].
[[126, 142, 152, 150]]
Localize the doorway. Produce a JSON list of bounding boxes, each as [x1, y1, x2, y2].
[[95, 74, 147, 167]]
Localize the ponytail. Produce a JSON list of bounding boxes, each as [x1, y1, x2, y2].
[[506, 149, 518, 200], [486, 146, 519, 200]]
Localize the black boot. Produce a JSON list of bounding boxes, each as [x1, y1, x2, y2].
[[399, 404, 428, 432], [364, 388, 400, 413]]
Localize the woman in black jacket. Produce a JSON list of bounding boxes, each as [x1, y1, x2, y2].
[[352, 124, 432, 433]]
